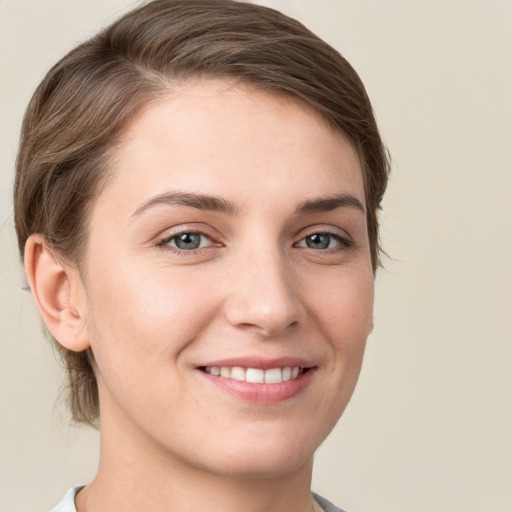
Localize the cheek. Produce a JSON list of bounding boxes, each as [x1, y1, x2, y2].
[[82, 259, 222, 427], [312, 266, 374, 347], [83, 256, 219, 370], [309, 266, 374, 404], [301, 268, 374, 443]]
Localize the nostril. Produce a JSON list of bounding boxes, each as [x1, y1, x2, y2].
[[224, 299, 303, 338]]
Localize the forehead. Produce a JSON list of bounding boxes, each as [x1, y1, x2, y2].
[[97, 79, 364, 217]]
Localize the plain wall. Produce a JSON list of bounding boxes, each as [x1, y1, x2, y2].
[[1, 1, 511, 511]]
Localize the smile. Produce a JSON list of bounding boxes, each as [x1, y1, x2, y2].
[[197, 357, 316, 403], [202, 366, 304, 384]]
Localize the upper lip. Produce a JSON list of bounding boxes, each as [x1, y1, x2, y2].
[[197, 356, 316, 370]]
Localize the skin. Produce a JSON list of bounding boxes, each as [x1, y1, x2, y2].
[[26, 80, 374, 512]]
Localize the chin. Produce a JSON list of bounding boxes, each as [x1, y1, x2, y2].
[[190, 422, 323, 479], [206, 449, 313, 480]]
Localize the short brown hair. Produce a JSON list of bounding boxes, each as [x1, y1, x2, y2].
[[14, 0, 390, 426]]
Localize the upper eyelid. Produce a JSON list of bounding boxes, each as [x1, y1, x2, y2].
[[296, 225, 353, 242], [156, 223, 220, 240]]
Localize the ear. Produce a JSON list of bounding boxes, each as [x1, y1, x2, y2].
[[24, 234, 90, 352]]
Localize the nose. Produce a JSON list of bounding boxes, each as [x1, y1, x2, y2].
[[223, 248, 305, 338]]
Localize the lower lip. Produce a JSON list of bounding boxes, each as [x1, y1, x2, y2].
[[197, 369, 315, 404]]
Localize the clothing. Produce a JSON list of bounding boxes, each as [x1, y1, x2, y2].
[[50, 486, 83, 512], [50, 486, 347, 512], [312, 492, 347, 512]]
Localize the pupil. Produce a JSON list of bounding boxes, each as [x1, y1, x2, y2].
[[175, 233, 201, 250], [306, 233, 329, 249]]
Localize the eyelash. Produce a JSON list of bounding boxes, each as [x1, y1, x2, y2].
[[156, 231, 216, 253], [294, 231, 353, 251], [156, 229, 353, 254]]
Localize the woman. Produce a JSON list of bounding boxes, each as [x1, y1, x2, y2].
[[14, 1, 389, 511]]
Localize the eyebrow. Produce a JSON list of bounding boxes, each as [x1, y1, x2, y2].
[[131, 191, 240, 219], [295, 194, 366, 215], [130, 190, 365, 220]]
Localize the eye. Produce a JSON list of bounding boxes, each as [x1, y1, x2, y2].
[[296, 232, 348, 250], [159, 231, 213, 251]]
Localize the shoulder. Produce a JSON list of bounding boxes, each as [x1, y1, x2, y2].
[[313, 492, 349, 512], [49, 486, 83, 512]]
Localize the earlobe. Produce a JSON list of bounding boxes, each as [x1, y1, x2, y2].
[[24, 234, 90, 352]]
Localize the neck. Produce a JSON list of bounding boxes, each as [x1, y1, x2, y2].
[[76, 410, 316, 512]]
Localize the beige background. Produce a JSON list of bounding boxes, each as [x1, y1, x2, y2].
[[1, 1, 511, 511]]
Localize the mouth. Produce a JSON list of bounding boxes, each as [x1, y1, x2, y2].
[[199, 365, 308, 384], [196, 358, 316, 403]]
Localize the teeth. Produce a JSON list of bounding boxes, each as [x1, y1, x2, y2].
[[246, 368, 264, 383], [264, 368, 283, 384], [230, 367, 245, 381], [204, 366, 304, 383]]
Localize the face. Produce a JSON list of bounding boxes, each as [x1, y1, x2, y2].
[[76, 80, 374, 478]]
